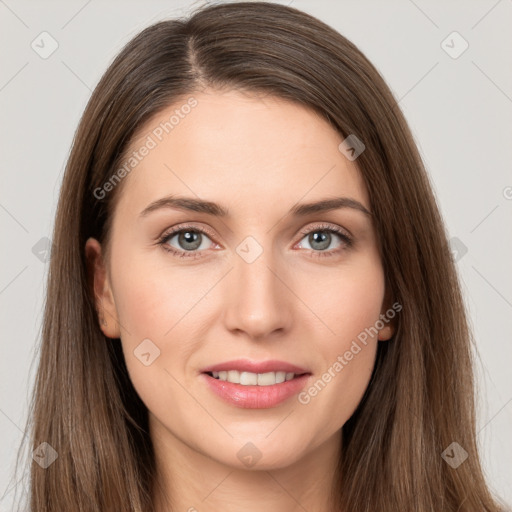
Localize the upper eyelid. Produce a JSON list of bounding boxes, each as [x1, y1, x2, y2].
[[160, 223, 217, 242], [298, 222, 352, 238]]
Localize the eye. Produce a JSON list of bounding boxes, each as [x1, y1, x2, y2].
[[157, 222, 353, 260], [295, 223, 353, 258], [157, 224, 217, 259]]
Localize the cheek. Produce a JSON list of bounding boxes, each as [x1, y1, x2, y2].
[[109, 265, 206, 426], [107, 248, 202, 384], [111, 249, 209, 341], [295, 255, 386, 345], [294, 257, 384, 424]]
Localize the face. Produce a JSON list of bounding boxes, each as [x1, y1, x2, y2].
[[86, 88, 394, 471]]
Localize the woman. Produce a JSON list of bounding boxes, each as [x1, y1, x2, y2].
[[14, 1, 504, 510]]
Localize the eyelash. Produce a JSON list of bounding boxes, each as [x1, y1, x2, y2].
[[157, 222, 353, 260]]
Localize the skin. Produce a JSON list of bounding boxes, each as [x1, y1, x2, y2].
[[86, 88, 394, 512]]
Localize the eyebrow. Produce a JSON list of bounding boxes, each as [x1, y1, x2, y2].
[[139, 195, 372, 218]]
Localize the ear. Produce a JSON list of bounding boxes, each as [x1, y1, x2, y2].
[[377, 320, 394, 341], [377, 287, 397, 341], [85, 237, 121, 339]]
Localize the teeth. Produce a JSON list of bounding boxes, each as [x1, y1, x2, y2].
[[227, 370, 239, 383], [211, 370, 297, 385], [240, 372, 258, 385]]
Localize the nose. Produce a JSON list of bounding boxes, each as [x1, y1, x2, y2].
[[222, 243, 293, 340]]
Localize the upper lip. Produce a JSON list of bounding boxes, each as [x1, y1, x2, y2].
[[201, 359, 310, 375]]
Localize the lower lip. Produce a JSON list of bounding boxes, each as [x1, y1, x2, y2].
[[201, 373, 311, 409]]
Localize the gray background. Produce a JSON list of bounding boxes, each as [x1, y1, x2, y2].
[[1, 0, 511, 509]]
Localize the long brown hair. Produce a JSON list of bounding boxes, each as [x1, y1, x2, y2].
[[11, 2, 503, 510]]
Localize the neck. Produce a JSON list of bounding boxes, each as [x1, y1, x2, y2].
[[150, 414, 343, 512]]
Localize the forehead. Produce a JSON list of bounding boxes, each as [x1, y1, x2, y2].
[[116, 88, 369, 218]]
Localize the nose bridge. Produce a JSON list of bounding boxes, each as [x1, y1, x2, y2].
[[223, 234, 290, 337]]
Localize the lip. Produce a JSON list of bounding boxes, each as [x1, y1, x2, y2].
[[201, 372, 311, 409], [201, 358, 310, 374]]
